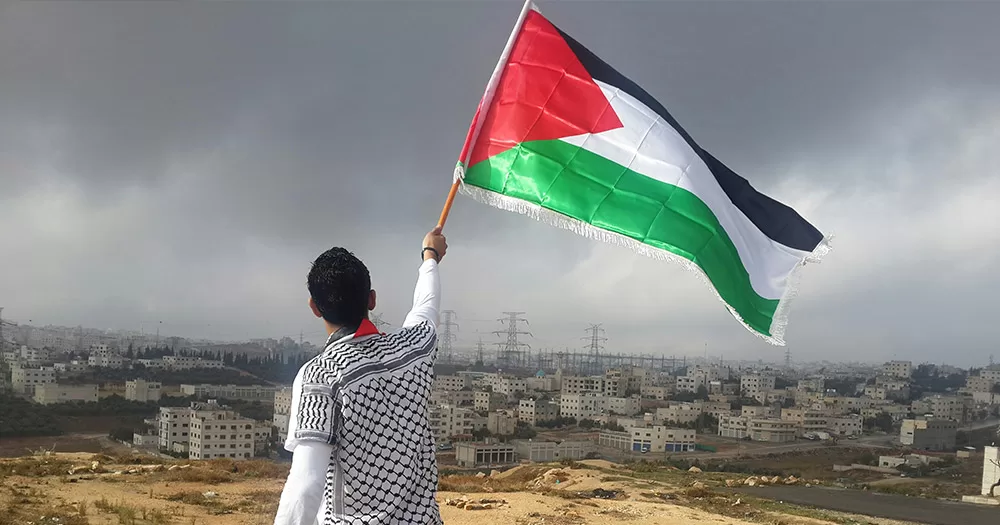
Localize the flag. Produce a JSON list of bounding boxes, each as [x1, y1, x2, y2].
[[455, 2, 830, 345]]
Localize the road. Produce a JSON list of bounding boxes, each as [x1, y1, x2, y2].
[[734, 485, 999, 525]]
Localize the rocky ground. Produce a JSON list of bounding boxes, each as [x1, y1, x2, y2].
[[0, 453, 917, 525]]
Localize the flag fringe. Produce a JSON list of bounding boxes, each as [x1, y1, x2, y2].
[[458, 183, 832, 347]]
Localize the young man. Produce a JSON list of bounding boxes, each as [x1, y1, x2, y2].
[[274, 227, 447, 525]]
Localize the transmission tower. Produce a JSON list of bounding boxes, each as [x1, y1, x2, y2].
[[494, 312, 531, 369], [784, 348, 792, 369], [583, 324, 607, 376], [439, 310, 459, 364], [475, 335, 487, 367]]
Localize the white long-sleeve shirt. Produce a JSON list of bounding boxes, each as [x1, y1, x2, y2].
[[274, 259, 441, 525]]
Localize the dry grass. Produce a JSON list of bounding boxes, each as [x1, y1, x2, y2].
[[94, 496, 171, 525], [438, 466, 551, 493], [0, 456, 77, 478]]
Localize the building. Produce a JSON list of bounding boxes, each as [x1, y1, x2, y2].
[[88, 345, 125, 368], [188, 400, 256, 460], [598, 429, 633, 450], [748, 419, 797, 443], [560, 394, 640, 419], [474, 391, 507, 412], [560, 376, 607, 396], [10, 365, 55, 395], [455, 442, 516, 467], [655, 403, 702, 425], [133, 433, 159, 447], [740, 371, 776, 399], [607, 396, 641, 416], [982, 446, 1000, 496], [882, 360, 913, 379], [900, 418, 957, 451], [161, 355, 225, 370], [428, 405, 485, 442], [741, 405, 776, 418], [912, 395, 971, 424], [629, 426, 696, 453], [179, 384, 277, 402], [487, 410, 517, 436], [518, 398, 559, 426], [718, 415, 749, 439], [430, 389, 475, 407], [273, 387, 293, 442], [159, 406, 193, 450], [797, 376, 825, 392], [433, 375, 471, 391], [125, 379, 162, 402], [640, 385, 674, 400], [512, 440, 592, 462], [525, 375, 559, 392], [33, 384, 98, 405], [53, 361, 89, 377], [491, 376, 527, 396]]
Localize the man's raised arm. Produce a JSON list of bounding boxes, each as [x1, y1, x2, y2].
[[402, 227, 447, 329]]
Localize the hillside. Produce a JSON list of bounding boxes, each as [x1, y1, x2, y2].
[[0, 453, 913, 525]]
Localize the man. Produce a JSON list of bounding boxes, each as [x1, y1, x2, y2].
[[274, 227, 447, 525]]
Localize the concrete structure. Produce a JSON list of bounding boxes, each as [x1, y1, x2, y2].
[[33, 384, 98, 404], [797, 376, 825, 392], [882, 360, 913, 379], [598, 429, 633, 450], [982, 446, 1000, 496], [900, 418, 958, 451], [474, 391, 507, 412], [125, 379, 162, 402], [161, 355, 225, 369], [740, 371, 776, 399], [133, 433, 159, 447], [518, 398, 559, 426], [159, 406, 193, 450], [188, 400, 256, 460], [513, 440, 592, 462], [180, 384, 277, 401], [53, 361, 89, 376], [490, 376, 527, 396], [428, 404, 485, 442], [560, 393, 640, 419], [487, 410, 517, 436], [455, 442, 516, 467], [10, 365, 55, 395], [912, 395, 971, 424], [273, 387, 292, 442], [655, 403, 702, 425], [430, 389, 475, 407], [748, 419, 797, 443], [629, 426, 696, 452], [560, 376, 608, 396], [88, 345, 125, 368], [640, 385, 673, 400], [433, 375, 471, 391], [718, 415, 749, 439]]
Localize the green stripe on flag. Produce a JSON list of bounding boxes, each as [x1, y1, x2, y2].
[[465, 139, 779, 335]]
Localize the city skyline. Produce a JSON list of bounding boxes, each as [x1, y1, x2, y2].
[[2, 2, 999, 364]]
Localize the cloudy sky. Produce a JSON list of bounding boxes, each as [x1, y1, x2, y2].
[[2, 1, 998, 366]]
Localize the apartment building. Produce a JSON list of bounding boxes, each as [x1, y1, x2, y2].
[[273, 387, 292, 442], [740, 370, 776, 399], [675, 375, 706, 394], [741, 405, 776, 418], [88, 345, 125, 368], [433, 375, 471, 391], [604, 368, 642, 396], [33, 384, 98, 405], [965, 376, 998, 393], [748, 419, 797, 443], [797, 376, 825, 392], [900, 418, 958, 451], [560, 376, 607, 396], [53, 361, 89, 377], [430, 389, 475, 407], [179, 384, 277, 402], [518, 398, 559, 426], [161, 355, 225, 370], [524, 375, 559, 392], [188, 401, 257, 460], [474, 391, 507, 412], [492, 376, 527, 396], [780, 409, 862, 436], [428, 405, 485, 442], [159, 406, 193, 451], [655, 403, 702, 425], [125, 379, 162, 402], [560, 394, 640, 419], [10, 365, 55, 395], [912, 395, 970, 423], [599, 426, 696, 453], [487, 410, 517, 436], [640, 385, 674, 400], [718, 415, 749, 439], [881, 360, 913, 379], [7, 346, 52, 366]]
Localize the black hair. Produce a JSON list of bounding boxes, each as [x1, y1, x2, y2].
[[307, 247, 371, 329]]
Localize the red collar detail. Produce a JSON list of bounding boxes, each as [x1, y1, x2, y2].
[[353, 318, 382, 338]]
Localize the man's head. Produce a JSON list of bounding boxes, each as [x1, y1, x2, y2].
[[307, 247, 376, 330]]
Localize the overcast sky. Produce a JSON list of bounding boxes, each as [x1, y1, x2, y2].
[[2, 1, 998, 366]]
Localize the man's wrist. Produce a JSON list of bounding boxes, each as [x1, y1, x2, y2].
[[421, 247, 440, 262]]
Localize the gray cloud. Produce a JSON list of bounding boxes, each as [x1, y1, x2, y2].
[[2, 1, 999, 366]]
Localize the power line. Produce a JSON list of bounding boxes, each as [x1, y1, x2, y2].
[[494, 312, 531, 369], [439, 310, 458, 364], [582, 323, 606, 376]]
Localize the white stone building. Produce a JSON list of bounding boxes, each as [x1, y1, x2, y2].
[[428, 404, 485, 442], [125, 379, 162, 402], [433, 375, 471, 391], [487, 410, 517, 436], [188, 401, 257, 460], [159, 406, 193, 450], [33, 384, 98, 405], [518, 398, 559, 425], [560, 394, 640, 420], [474, 391, 507, 412], [179, 384, 277, 401], [740, 371, 776, 399], [881, 360, 913, 379], [273, 387, 293, 442], [161, 355, 225, 370], [88, 345, 126, 368], [10, 364, 55, 395]]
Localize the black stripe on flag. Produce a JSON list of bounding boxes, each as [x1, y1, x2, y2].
[[554, 26, 824, 253]]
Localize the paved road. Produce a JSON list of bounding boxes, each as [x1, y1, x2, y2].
[[734, 486, 998, 525]]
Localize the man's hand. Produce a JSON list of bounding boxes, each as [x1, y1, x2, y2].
[[422, 227, 448, 262]]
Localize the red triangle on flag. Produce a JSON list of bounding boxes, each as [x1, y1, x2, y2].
[[468, 10, 623, 167]]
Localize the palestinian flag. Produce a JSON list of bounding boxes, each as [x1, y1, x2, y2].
[[455, 2, 830, 345]]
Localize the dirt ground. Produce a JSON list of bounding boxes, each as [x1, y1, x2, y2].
[[0, 454, 919, 525]]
